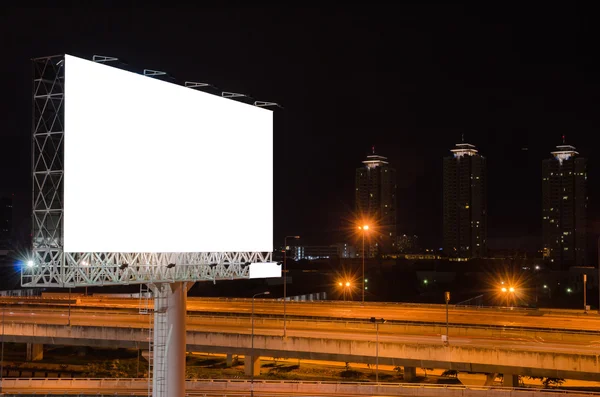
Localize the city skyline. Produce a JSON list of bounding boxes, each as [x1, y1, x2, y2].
[[0, 6, 599, 253]]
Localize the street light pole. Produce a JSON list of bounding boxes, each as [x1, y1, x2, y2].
[[370, 317, 385, 383], [362, 231, 365, 304], [375, 321, 379, 382], [358, 225, 369, 304], [444, 291, 450, 345], [251, 291, 270, 397], [584, 273, 587, 312], [283, 235, 299, 338]]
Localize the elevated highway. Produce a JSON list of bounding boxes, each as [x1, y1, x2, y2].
[[2, 296, 599, 331], [1, 305, 599, 382]]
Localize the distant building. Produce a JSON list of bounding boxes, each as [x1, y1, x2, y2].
[[542, 142, 587, 270], [0, 196, 13, 250], [396, 234, 419, 253], [355, 149, 397, 256], [333, 243, 357, 258], [443, 141, 487, 258], [291, 245, 340, 261]]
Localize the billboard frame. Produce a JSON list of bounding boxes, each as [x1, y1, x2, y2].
[[23, 54, 274, 288]]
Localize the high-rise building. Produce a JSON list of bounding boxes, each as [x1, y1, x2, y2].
[[443, 142, 487, 258], [542, 143, 587, 270], [0, 196, 13, 250], [355, 150, 397, 256]]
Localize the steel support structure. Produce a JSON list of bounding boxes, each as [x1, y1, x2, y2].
[[26, 54, 278, 397], [147, 282, 187, 397]]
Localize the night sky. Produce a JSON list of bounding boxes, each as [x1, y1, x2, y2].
[[1, 5, 599, 252]]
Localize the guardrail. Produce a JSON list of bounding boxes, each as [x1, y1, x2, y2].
[[2, 378, 600, 397]]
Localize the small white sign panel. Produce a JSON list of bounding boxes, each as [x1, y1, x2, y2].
[[249, 262, 281, 279]]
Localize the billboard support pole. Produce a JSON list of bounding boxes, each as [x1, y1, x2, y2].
[[150, 282, 187, 397]]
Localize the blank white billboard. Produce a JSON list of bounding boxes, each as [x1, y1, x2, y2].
[[63, 55, 273, 253]]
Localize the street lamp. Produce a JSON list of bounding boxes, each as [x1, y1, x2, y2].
[[370, 317, 386, 383], [444, 291, 450, 345], [251, 291, 269, 397], [338, 281, 352, 301], [283, 235, 300, 338], [500, 286, 516, 307], [358, 225, 369, 304]]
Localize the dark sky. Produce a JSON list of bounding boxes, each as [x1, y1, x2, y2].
[[1, 5, 599, 251]]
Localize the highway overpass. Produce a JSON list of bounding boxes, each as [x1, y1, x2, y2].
[[1, 306, 599, 384]]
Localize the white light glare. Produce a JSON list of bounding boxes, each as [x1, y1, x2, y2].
[[26, 260, 34, 268]]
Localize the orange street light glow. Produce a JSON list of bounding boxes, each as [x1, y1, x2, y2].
[[509, 287, 515, 292], [345, 281, 351, 287], [501, 287, 507, 292]]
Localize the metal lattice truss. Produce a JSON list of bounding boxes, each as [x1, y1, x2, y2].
[[32, 55, 64, 250], [22, 251, 272, 287], [23, 54, 274, 288]]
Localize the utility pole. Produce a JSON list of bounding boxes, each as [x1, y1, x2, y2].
[[444, 291, 450, 345], [584, 273, 587, 313], [370, 317, 386, 382], [283, 235, 299, 338]]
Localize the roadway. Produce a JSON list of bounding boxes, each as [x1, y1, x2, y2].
[[2, 306, 599, 355], [9, 296, 599, 332]]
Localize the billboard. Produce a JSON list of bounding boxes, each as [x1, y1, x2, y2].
[[63, 55, 273, 253]]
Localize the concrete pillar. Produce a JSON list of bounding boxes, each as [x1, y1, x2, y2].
[[403, 366, 417, 381], [26, 343, 43, 361], [244, 355, 261, 376], [484, 373, 498, 386], [151, 282, 188, 397], [166, 282, 187, 397], [503, 374, 519, 387], [226, 353, 234, 367]]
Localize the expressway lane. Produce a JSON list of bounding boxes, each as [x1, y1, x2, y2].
[[3, 296, 600, 333], [66, 297, 600, 331], [2, 307, 599, 354]]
